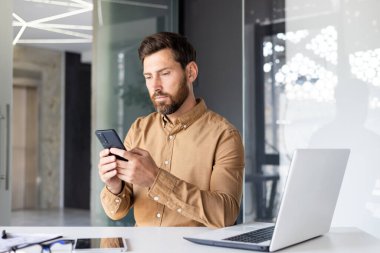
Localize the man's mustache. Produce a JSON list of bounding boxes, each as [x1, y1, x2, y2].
[[152, 90, 169, 98]]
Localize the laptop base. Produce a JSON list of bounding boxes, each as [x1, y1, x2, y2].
[[184, 237, 270, 252]]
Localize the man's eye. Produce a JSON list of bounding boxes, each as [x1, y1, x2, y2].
[[162, 72, 170, 75], [144, 76, 151, 80]]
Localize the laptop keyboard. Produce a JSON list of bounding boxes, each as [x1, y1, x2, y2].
[[223, 226, 275, 244]]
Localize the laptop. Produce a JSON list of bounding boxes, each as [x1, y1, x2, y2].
[[184, 149, 350, 252]]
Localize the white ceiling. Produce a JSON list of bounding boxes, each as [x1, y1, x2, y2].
[[13, 0, 93, 55]]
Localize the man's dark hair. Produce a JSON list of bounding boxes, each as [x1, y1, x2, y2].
[[138, 32, 196, 69]]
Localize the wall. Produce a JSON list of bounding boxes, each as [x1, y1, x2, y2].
[[13, 45, 63, 208], [183, 0, 243, 132]]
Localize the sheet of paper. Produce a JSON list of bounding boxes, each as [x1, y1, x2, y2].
[[0, 233, 62, 252]]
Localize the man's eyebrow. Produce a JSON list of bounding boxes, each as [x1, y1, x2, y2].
[[143, 67, 171, 75]]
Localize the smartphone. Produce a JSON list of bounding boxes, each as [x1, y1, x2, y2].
[[74, 237, 127, 252], [95, 129, 128, 161]]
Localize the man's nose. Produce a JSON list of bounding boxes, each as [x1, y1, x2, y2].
[[151, 76, 162, 90]]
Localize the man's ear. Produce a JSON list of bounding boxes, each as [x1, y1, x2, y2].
[[186, 61, 198, 83]]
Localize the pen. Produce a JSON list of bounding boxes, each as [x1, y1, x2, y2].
[[2, 230, 8, 239]]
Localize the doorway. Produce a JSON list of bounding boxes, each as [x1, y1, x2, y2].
[[12, 76, 40, 210]]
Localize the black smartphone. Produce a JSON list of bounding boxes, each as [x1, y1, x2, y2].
[[95, 129, 128, 161]]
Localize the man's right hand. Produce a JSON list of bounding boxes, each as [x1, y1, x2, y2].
[[98, 149, 123, 194]]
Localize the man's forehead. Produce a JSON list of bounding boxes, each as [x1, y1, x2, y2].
[[143, 49, 180, 73], [144, 48, 175, 63]]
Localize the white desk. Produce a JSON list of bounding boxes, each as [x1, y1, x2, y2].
[[2, 227, 380, 252]]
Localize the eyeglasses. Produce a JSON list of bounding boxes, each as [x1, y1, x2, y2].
[[10, 239, 74, 253]]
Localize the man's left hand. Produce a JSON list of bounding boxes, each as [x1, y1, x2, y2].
[[110, 147, 160, 188]]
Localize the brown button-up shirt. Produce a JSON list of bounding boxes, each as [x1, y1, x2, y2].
[[100, 99, 244, 228]]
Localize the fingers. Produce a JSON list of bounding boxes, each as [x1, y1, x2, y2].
[[98, 160, 116, 182], [115, 163, 137, 184], [99, 167, 117, 182], [109, 147, 150, 161], [114, 147, 158, 187], [116, 171, 132, 183], [106, 147, 157, 187], [98, 148, 125, 190], [110, 148, 135, 160], [99, 149, 110, 158], [99, 155, 116, 167], [99, 161, 117, 174], [98, 155, 117, 180]]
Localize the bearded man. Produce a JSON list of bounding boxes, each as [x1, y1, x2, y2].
[[98, 32, 244, 228]]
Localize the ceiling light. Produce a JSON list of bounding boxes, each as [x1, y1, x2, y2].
[[13, 0, 93, 46], [13, 22, 92, 30], [29, 6, 92, 24], [24, 0, 87, 8], [12, 13, 26, 45], [17, 39, 92, 43], [28, 25, 92, 39]]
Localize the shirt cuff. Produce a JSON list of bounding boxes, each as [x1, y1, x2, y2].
[[148, 169, 178, 204], [106, 181, 125, 195], [100, 183, 128, 220]]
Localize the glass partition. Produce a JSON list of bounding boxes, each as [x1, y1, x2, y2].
[[243, 0, 380, 238], [91, 0, 178, 226]]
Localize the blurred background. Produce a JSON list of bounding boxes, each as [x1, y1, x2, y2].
[[0, 0, 379, 239]]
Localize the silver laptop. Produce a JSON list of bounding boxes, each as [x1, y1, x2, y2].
[[184, 149, 350, 252]]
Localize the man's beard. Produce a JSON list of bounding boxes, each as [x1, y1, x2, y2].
[[151, 75, 189, 115]]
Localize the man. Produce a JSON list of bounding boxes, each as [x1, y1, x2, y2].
[[98, 32, 244, 228]]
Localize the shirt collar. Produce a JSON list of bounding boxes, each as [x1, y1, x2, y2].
[[161, 98, 207, 129]]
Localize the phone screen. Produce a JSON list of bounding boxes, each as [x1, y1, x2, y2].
[[74, 237, 126, 251]]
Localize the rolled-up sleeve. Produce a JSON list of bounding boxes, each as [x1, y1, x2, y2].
[[100, 182, 133, 220]]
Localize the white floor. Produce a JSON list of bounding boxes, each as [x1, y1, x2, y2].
[[11, 208, 91, 226]]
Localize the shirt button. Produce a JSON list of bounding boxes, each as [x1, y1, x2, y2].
[[156, 213, 161, 218], [183, 124, 187, 129], [164, 160, 169, 165], [169, 135, 174, 140], [115, 199, 120, 203], [177, 208, 182, 213], [153, 196, 159, 201]]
